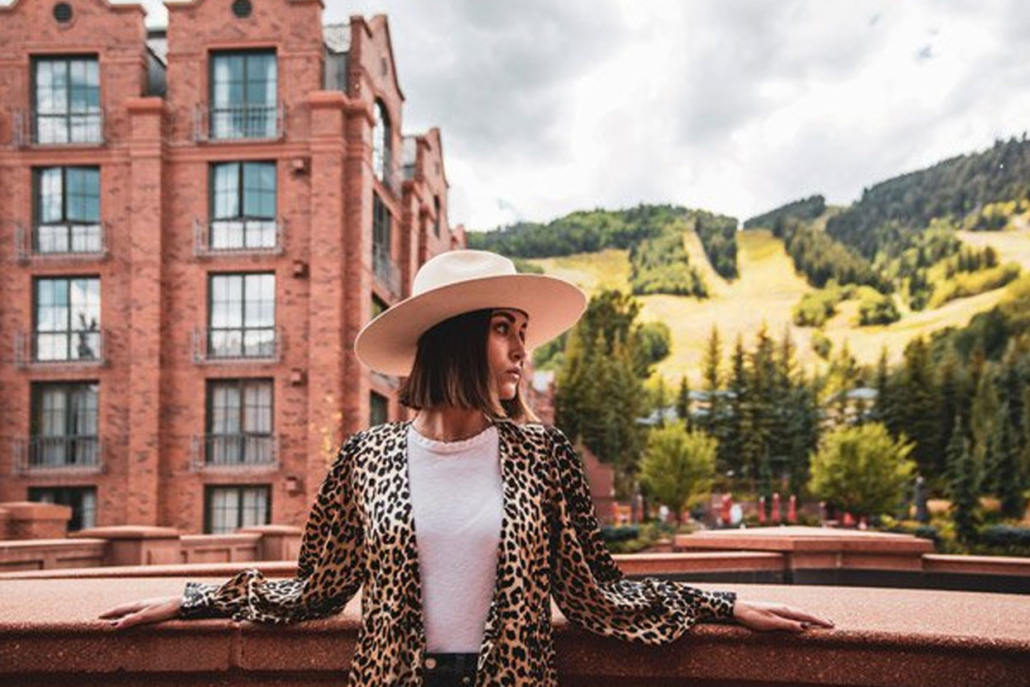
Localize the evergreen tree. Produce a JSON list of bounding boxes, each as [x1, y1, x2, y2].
[[701, 325, 722, 436], [723, 334, 748, 480], [970, 365, 1001, 492], [946, 414, 979, 544], [898, 337, 940, 486], [676, 375, 693, 432], [936, 352, 962, 480], [995, 403, 1026, 519], [871, 345, 896, 429]]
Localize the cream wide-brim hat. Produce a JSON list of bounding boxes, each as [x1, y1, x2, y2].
[[354, 249, 588, 377]]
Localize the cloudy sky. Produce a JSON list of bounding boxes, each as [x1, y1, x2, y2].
[[134, 0, 1030, 230]]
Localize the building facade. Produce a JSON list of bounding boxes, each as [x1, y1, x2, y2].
[[0, 0, 463, 534]]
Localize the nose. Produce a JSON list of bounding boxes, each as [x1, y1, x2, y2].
[[511, 338, 526, 362]]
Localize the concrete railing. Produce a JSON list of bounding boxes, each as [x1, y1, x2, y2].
[[0, 524, 302, 573], [1, 574, 1027, 686]]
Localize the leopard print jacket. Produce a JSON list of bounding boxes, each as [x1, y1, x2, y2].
[[178, 418, 738, 686]]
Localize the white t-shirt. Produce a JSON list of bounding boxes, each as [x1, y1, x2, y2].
[[407, 422, 504, 653]]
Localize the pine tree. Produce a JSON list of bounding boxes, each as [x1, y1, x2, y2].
[[996, 403, 1026, 519], [936, 352, 962, 480], [701, 325, 722, 436], [898, 336, 940, 485], [676, 375, 693, 432], [947, 414, 979, 545], [723, 334, 748, 480], [970, 365, 1001, 493]]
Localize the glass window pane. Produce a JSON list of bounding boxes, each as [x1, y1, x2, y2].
[[210, 488, 240, 534], [39, 168, 64, 223], [213, 163, 240, 219], [241, 487, 268, 527], [243, 381, 272, 433]]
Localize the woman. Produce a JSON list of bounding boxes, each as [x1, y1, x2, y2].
[[101, 250, 833, 686]]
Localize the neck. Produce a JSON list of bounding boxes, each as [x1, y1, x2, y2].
[[411, 406, 493, 442]]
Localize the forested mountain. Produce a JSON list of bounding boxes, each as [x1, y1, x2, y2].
[[743, 195, 826, 230], [826, 135, 1030, 260], [468, 204, 740, 295]]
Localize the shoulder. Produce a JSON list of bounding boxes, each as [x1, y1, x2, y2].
[[497, 420, 575, 456]]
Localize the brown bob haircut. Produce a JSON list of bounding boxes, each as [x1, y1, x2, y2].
[[398, 308, 539, 423]]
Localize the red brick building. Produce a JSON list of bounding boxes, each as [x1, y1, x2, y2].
[[0, 0, 463, 534]]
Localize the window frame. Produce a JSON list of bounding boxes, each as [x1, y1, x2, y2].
[[204, 377, 275, 466], [29, 381, 100, 468], [206, 272, 276, 359], [32, 166, 102, 254], [30, 54, 102, 145], [32, 275, 101, 362], [203, 484, 272, 534], [208, 49, 278, 140], [208, 161, 277, 249]]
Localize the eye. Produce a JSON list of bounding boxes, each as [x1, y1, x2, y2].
[[494, 321, 509, 334]]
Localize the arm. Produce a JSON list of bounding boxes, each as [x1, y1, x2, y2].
[[178, 432, 367, 625], [546, 425, 737, 645]]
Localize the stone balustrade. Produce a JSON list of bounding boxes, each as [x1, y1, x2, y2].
[[1, 574, 1028, 686]]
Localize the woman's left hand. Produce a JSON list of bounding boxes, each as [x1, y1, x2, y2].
[[731, 599, 835, 633]]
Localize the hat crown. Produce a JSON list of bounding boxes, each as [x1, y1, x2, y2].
[[412, 250, 517, 296]]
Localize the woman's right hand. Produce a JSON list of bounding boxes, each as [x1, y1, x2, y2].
[[99, 595, 183, 630]]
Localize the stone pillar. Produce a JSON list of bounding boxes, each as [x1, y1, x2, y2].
[[71, 525, 181, 566], [0, 502, 72, 540], [124, 97, 165, 525], [238, 524, 304, 561], [305, 91, 351, 512]]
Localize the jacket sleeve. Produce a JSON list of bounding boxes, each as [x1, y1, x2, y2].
[[177, 432, 366, 625], [546, 425, 737, 644]]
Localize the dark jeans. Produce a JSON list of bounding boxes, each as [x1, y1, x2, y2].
[[423, 652, 479, 687]]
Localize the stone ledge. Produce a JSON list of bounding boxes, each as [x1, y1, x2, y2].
[[1, 578, 1028, 686]]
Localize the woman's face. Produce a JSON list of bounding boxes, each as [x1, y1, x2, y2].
[[487, 308, 528, 402]]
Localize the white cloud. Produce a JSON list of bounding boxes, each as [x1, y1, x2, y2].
[[100, 0, 1030, 228]]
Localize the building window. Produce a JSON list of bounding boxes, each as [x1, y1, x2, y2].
[[33, 276, 101, 362], [210, 50, 277, 139], [205, 378, 275, 466], [33, 166, 102, 254], [370, 391, 388, 427], [29, 382, 100, 469], [32, 56, 102, 144], [372, 193, 393, 285], [371, 294, 388, 319], [210, 162, 276, 249], [208, 273, 275, 359], [28, 486, 97, 531], [372, 99, 391, 185], [433, 196, 441, 238], [204, 485, 270, 534]]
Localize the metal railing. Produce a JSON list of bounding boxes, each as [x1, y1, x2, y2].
[[191, 433, 280, 471], [14, 328, 108, 368], [12, 436, 104, 474], [192, 325, 282, 364], [193, 217, 285, 257], [12, 108, 106, 147], [193, 102, 286, 142], [14, 221, 108, 263], [372, 244, 402, 298]]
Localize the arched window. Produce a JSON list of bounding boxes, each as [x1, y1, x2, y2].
[[372, 99, 391, 185], [433, 196, 441, 237]]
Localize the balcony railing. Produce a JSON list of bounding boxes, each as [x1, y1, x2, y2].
[[14, 221, 108, 264], [14, 328, 108, 369], [190, 433, 280, 471], [11, 436, 104, 474], [192, 325, 282, 364], [372, 244, 401, 298], [193, 102, 286, 142], [193, 217, 284, 257], [11, 108, 106, 147]]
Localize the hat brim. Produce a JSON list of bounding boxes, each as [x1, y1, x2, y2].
[[353, 274, 588, 377]]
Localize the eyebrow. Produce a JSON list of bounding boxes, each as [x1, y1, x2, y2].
[[492, 311, 528, 326]]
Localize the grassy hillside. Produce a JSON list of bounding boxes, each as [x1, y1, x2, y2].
[[526, 226, 1030, 387]]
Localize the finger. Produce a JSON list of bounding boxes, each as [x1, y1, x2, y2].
[[111, 609, 155, 630], [770, 605, 835, 628]]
